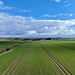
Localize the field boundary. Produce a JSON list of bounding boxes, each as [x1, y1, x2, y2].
[[3, 42, 31, 75], [0, 41, 28, 55], [39, 42, 72, 75], [0, 49, 13, 56]]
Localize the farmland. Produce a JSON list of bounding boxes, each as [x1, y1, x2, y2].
[[0, 41, 26, 54], [0, 41, 24, 51], [0, 40, 75, 75]]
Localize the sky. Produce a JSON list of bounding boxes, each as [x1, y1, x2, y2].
[[0, 0, 75, 38]]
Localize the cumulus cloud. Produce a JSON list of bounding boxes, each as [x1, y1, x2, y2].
[[0, 12, 75, 38]]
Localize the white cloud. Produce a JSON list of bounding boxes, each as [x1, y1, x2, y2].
[[0, 1, 32, 13], [58, 29, 75, 35], [42, 14, 57, 17], [63, 0, 72, 8], [44, 26, 49, 29], [19, 9, 32, 13], [55, 0, 61, 2], [64, 1, 69, 3], [42, 13, 73, 17], [50, 0, 72, 8], [0, 1, 13, 10], [50, 0, 61, 2], [0, 12, 75, 37], [27, 31, 37, 35], [69, 14, 73, 16], [0, 1, 4, 5], [63, 3, 71, 7]]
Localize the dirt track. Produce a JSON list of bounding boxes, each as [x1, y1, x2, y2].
[[39, 42, 72, 75], [0, 41, 28, 55], [8, 43, 32, 75], [3, 41, 31, 75], [0, 49, 13, 56]]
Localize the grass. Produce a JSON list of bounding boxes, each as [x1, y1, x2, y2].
[[0, 41, 24, 46], [0, 40, 75, 75], [40, 40, 75, 75], [0, 47, 8, 51], [0, 41, 30, 75], [10, 42, 63, 75], [0, 41, 25, 51]]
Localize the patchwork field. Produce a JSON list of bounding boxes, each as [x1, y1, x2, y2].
[[0, 40, 75, 75]]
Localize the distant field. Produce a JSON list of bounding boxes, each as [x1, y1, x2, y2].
[[0, 40, 75, 75], [0, 47, 7, 51], [0, 41, 24, 51]]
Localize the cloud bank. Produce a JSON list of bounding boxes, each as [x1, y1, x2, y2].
[[0, 12, 75, 38]]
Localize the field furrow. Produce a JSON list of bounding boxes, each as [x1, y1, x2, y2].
[[10, 42, 63, 75], [39, 42, 72, 75], [40, 40, 75, 75], [8, 43, 32, 75], [0, 40, 75, 75], [0, 41, 31, 75]]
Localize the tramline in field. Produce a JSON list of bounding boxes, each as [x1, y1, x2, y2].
[[0, 40, 75, 75]]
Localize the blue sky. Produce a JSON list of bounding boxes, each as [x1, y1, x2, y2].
[[0, 0, 75, 38]]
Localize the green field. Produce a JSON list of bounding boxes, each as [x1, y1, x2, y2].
[[0, 40, 75, 75], [0, 41, 24, 51]]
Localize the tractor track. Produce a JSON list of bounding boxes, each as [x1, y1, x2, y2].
[[3, 42, 32, 75], [0, 41, 28, 55], [39, 42, 72, 75]]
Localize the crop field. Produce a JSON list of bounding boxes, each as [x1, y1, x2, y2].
[[0, 41, 24, 51], [0, 40, 75, 75]]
